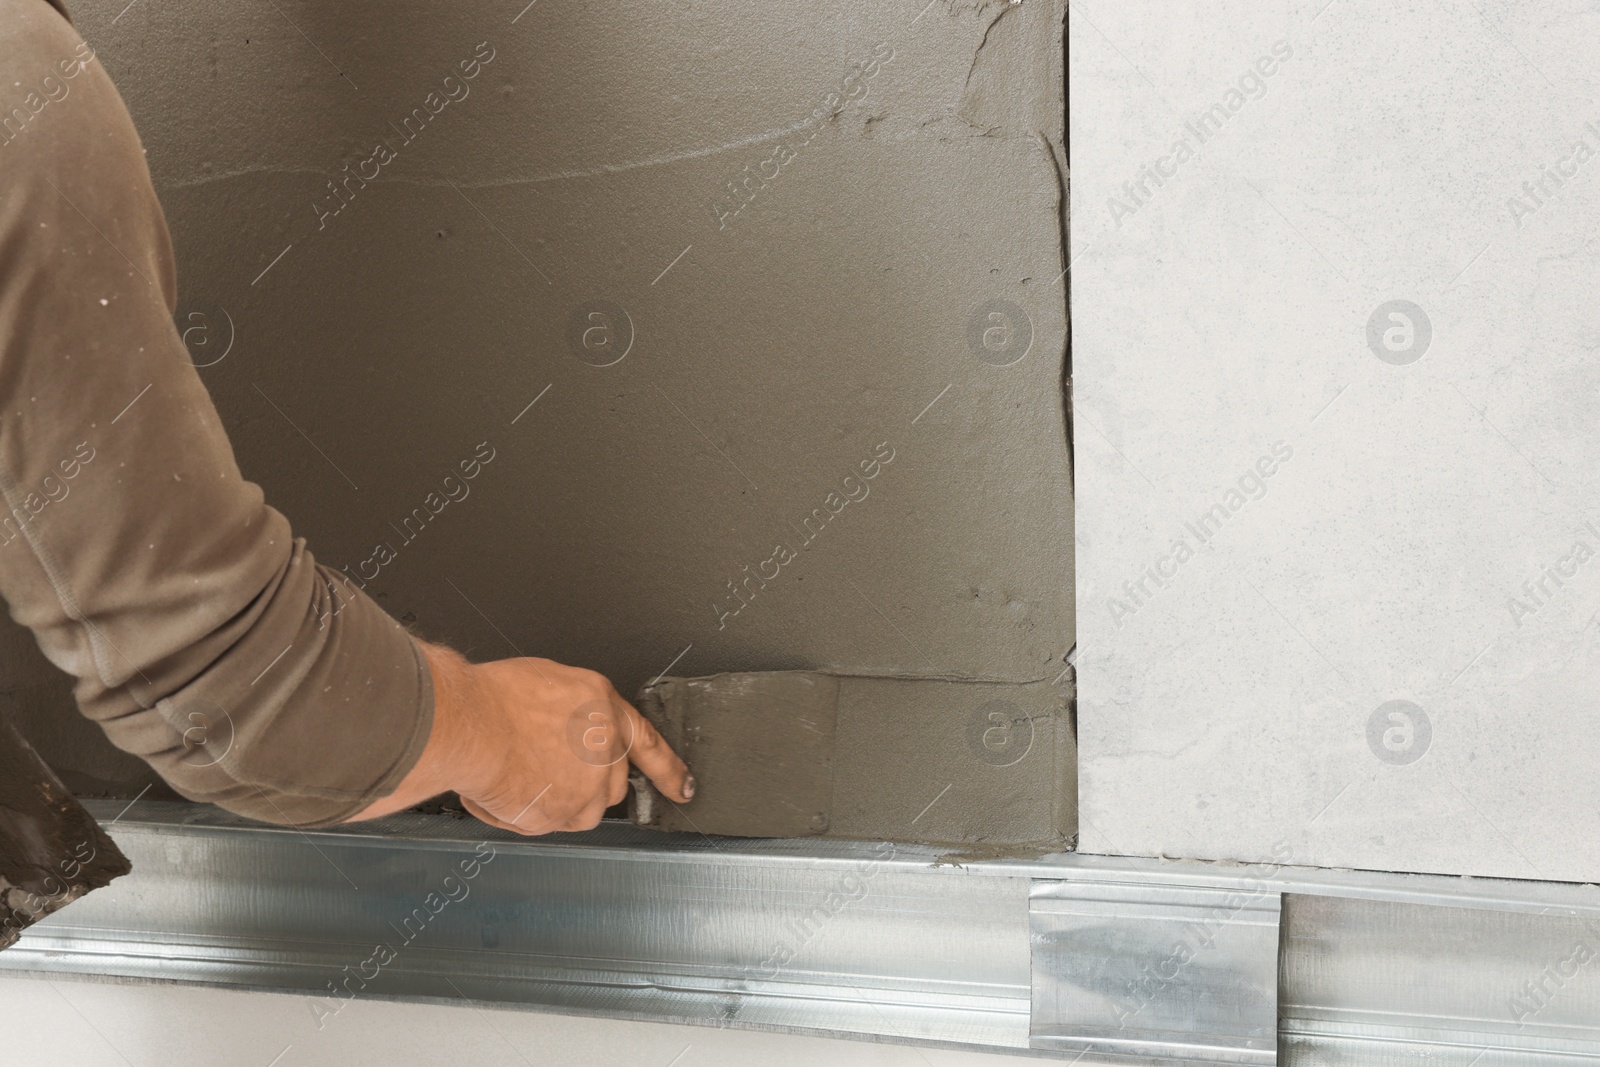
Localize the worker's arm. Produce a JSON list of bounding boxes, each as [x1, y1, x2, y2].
[[0, 1, 687, 831]]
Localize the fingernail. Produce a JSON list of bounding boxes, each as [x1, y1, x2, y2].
[[682, 774, 696, 800]]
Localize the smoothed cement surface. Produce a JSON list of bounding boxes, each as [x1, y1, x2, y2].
[[635, 671, 1075, 849], [4, 0, 1074, 842], [637, 671, 840, 838]]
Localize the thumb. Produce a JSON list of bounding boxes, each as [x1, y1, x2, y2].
[[620, 700, 695, 804]]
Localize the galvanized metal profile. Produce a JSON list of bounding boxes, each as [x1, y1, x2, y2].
[[1280, 894, 1600, 1067], [1030, 882, 1280, 1063], [5, 801, 1037, 1053], [5, 801, 1600, 1065]]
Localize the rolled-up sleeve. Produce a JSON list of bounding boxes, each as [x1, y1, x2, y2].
[[0, 2, 433, 827]]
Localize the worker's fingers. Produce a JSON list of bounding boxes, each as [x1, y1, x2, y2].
[[619, 699, 694, 803]]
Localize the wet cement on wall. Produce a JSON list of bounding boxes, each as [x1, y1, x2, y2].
[[634, 670, 1075, 849], [5, 0, 1073, 841]]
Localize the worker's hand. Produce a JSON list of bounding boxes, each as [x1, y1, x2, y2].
[[349, 641, 694, 833]]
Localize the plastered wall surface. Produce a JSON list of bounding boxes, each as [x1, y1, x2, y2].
[[4, 0, 1072, 834], [635, 671, 1075, 848], [1074, 1, 1600, 880]]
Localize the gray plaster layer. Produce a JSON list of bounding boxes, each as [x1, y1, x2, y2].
[[635, 671, 1075, 849], [6, 0, 1073, 828], [635, 672, 839, 838], [1072, 2, 1600, 880], [828, 673, 1075, 848]]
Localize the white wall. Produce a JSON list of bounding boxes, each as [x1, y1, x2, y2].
[[1, 975, 1022, 1067], [1073, 0, 1600, 880]]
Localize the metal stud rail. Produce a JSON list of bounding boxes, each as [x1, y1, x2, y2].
[[4, 801, 1600, 1064]]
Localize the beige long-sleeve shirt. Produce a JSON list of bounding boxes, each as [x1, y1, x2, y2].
[[0, 0, 433, 826]]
